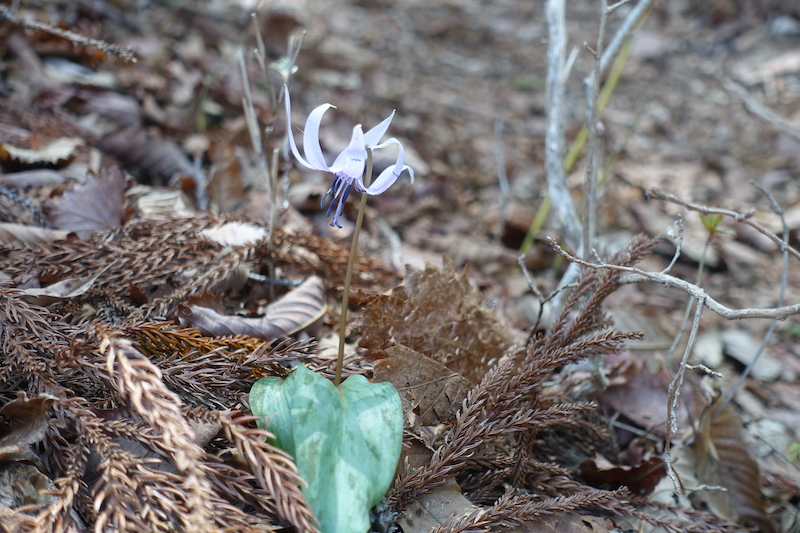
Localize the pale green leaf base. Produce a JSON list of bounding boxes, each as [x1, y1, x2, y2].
[[250, 365, 403, 533]]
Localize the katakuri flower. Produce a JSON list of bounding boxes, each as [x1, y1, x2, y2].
[[284, 86, 414, 228]]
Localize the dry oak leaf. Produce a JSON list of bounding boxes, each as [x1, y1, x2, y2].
[[578, 455, 666, 496], [687, 394, 776, 533], [44, 166, 127, 238], [373, 344, 470, 427], [0, 393, 56, 462], [358, 257, 514, 384], [177, 276, 326, 339]]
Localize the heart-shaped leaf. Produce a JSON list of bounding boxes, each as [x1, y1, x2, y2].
[[250, 365, 402, 533]]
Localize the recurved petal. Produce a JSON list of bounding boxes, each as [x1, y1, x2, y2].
[[303, 103, 336, 171], [359, 138, 414, 195], [285, 88, 321, 171], [363, 110, 396, 148]]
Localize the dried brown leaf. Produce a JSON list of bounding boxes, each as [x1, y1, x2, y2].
[[689, 395, 775, 533], [206, 135, 247, 213], [374, 344, 471, 427], [397, 479, 478, 533], [0, 137, 83, 167], [358, 257, 514, 384], [97, 128, 194, 183], [44, 167, 127, 238], [578, 456, 666, 496], [0, 222, 69, 245], [0, 392, 56, 461], [176, 276, 326, 339], [21, 274, 99, 305]]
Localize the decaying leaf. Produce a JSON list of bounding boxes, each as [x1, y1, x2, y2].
[[0, 137, 83, 167], [0, 393, 56, 461], [398, 479, 479, 533], [177, 276, 326, 339], [687, 395, 776, 533], [373, 344, 471, 427], [0, 462, 56, 508], [21, 273, 99, 305], [358, 257, 514, 384], [0, 223, 69, 245], [200, 221, 267, 247], [44, 167, 128, 238], [578, 455, 666, 496], [97, 127, 195, 183]]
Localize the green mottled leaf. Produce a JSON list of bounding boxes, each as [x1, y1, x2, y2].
[[250, 365, 402, 533]]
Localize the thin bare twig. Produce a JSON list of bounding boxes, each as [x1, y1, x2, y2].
[[646, 188, 800, 261], [665, 295, 704, 492], [0, 5, 136, 62], [547, 238, 800, 320], [494, 62, 511, 244], [582, 0, 609, 257]]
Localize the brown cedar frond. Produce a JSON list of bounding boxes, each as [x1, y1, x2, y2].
[[431, 489, 625, 533], [623, 499, 750, 533], [34, 423, 88, 533], [216, 411, 320, 533], [387, 402, 597, 511], [0, 282, 70, 394], [265, 230, 401, 297], [388, 237, 660, 515], [94, 327, 218, 533], [0, 215, 264, 321]]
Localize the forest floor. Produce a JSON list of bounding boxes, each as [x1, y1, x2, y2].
[[1, 0, 800, 532]]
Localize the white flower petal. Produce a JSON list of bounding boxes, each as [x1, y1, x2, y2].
[[329, 126, 367, 178], [363, 110, 396, 147], [284, 86, 331, 171], [359, 138, 414, 195], [303, 104, 335, 171]]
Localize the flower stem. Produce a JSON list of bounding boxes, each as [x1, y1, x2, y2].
[[335, 148, 372, 387]]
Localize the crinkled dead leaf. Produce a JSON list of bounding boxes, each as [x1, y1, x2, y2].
[[600, 363, 691, 438], [0, 462, 56, 508], [358, 257, 514, 384], [0, 222, 69, 245], [373, 344, 471, 427], [0, 393, 56, 462], [397, 479, 478, 533], [177, 276, 326, 339], [206, 134, 247, 213], [578, 456, 666, 496], [21, 273, 100, 305], [688, 395, 775, 533], [200, 221, 267, 247], [0, 137, 83, 167], [44, 167, 127, 238], [97, 128, 194, 183]]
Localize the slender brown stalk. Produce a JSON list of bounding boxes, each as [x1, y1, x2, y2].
[[335, 149, 373, 386]]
